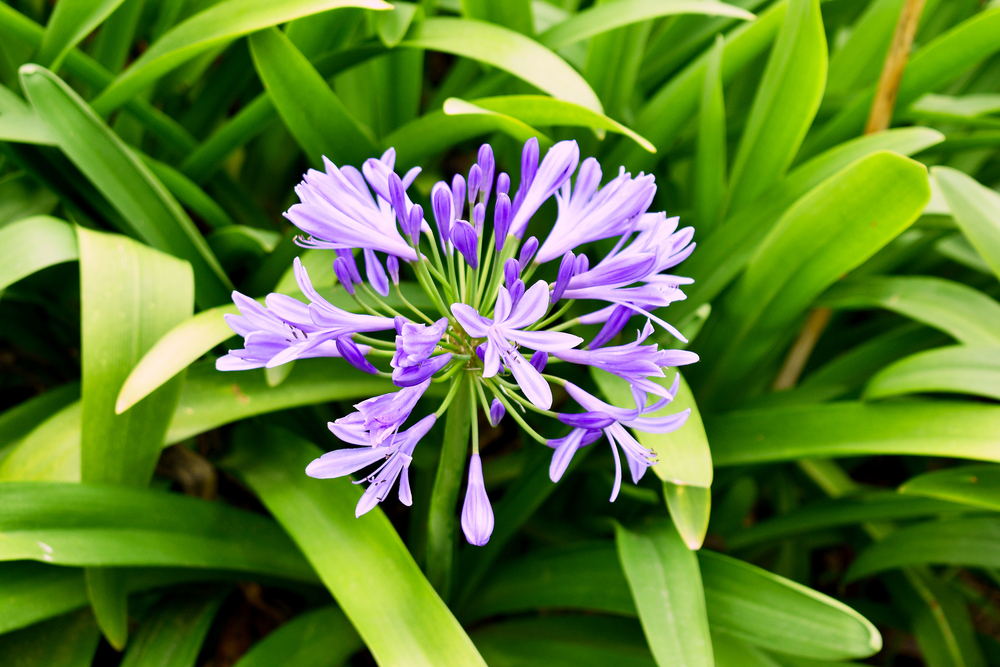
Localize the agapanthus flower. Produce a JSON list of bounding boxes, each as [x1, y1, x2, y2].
[[218, 138, 698, 545]]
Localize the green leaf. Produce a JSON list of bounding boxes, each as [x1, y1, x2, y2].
[[0, 382, 78, 464], [467, 94, 655, 152], [233, 605, 362, 667], [249, 27, 376, 168], [387, 99, 550, 170], [0, 608, 100, 667], [726, 492, 973, 549], [36, 0, 127, 70], [0, 482, 317, 580], [712, 632, 783, 667], [693, 152, 931, 407], [724, 0, 826, 214], [0, 215, 76, 293], [225, 423, 488, 667], [0, 172, 59, 227], [461, 0, 533, 36], [663, 482, 711, 551], [865, 345, 1000, 401], [140, 156, 235, 230], [908, 93, 1000, 128], [0, 83, 55, 145], [538, 0, 754, 50], [615, 521, 713, 667], [90, 0, 392, 115], [708, 401, 1000, 467], [900, 465, 1000, 512], [847, 517, 1000, 581], [700, 551, 881, 659], [119, 588, 227, 667], [0, 400, 82, 482], [592, 370, 711, 488], [694, 35, 727, 234], [377, 1, 419, 48], [819, 276, 1000, 346], [937, 234, 992, 275], [824, 0, 905, 102], [932, 166, 1000, 282], [402, 17, 602, 113], [20, 66, 231, 307]]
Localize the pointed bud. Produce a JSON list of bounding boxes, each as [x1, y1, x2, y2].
[[503, 258, 520, 287], [407, 204, 423, 246], [574, 253, 589, 275], [335, 249, 362, 284], [494, 193, 511, 251], [472, 202, 486, 236], [478, 144, 495, 204], [336, 337, 378, 374], [513, 137, 539, 214], [509, 279, 525, 310], [452, 173, 466, 221], [451, 220, 479, 269], [334, 257, 355, 295], [489, 398, 505, 427], [431, 182, 453, 250], [388, 171, 408, 229], [461, 453, 494, 546], [529, 350, 548, 373], [394, 316, 407, 335], [589, 304, 632, 349], [496, 172, 510, 197], [387, 255, 400, 285], [519, 236, 538, 266], [468, 164, 482, 204], [551, 251, 575, 303]]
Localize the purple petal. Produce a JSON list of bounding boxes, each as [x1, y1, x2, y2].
[[551, 251, 575, 303], [503, 258, 520, 288], [589, 305, 632, 349], [386, 255, 400, 285], [431, 181, 454, 249], [478, 143, 495, 204], [512, 137, 539, 215], [451, 303, 491, 337], [337, 337, 378, 374], [305, 445, 387, 479], [496, 172, 510, 196], [461, 453, 494, 546], [468, 164, 482, 204], [503, 279, 548, 329], [506, 328, 583, 352], [392, 353, 452, 387], [549, 437, 580, 483], [519, 236, 538, 267], [494, 193, 511, 250], [364, 248, 390, 297], [509, 140, 580, 238], [559, 411, 617, 429], [334, 257, 356, 295], [452, 220, 479, 268], [489, 398, 505, 427], [388, 171, 408, 228], [472, 202, 486, 236], [529, 350, 548, 372], [407, 204, 423, 245], [452, 173, 466, 221]]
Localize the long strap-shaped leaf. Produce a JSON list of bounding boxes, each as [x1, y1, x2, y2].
[[36, 0, 128, 70], [0, 216, 77, 293], [933, 165, 1000, 282], [865, 345, 1000, 401], [20, 67, 232, 308], [226, 423, 488, 667]]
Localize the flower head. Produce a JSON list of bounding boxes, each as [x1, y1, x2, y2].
[[219, 138, 698, 544]]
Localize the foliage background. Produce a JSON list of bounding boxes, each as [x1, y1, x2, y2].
[[1, 0, 1000, 665]]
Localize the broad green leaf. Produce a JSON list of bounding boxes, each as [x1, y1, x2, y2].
[[700, 551, 881, 660], [90, 0, 146, 73], [0, 83, 55, 145], [592, 370, 711, 488], [20, 66, 231, 307], [726, 492, 973, 549], [615, 521, 713, 667], [0, 482, 316, 580], [824, 0, 904, 102], [471, 615, 656, 667], [119, 588, 227, 667], [694, 35, 727, 234], [225, 424, 488, 667], [233, 605, 362, 667], [801, 7, 1000, 159], [819, 276, 1000, 346], [847, 517, 1000, 581], [675, 124, 943, 324], [0, 609, 100, 667], [692, 152, 930, 407], [865, 345, 1000, 401], [724, 0, 826, 214], [538, 0, 754, 50], [663, 482, 711, 551], [36, 0, 128, 70], [402, 17, 602, 113], [388, 100, 550, 170], [908, 93, 1000, 128], [0, 400, 81, 482], [468, 94, 654, 152], [900, 465, 1000, 512], [712, 632, 783, 667], [0, 216, 76, 293], [377, 2, 419, 48], [709, 400, 1000, 466], [249, 27, 376, 168], [933, 166, 1000, 281], [610, 0, 787, 172], [90, 0, 392, 115], [899, 569, 988, 667], [0, 382, 78, 464]]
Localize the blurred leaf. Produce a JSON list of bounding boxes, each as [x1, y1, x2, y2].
[[90, 0, 392, 115], [937, 234, 992, 275], [848, 517, 1000, 581], [0, 83, 55, 145], [378, 1, 419, 47], [694, 35, 727, 234], [709, 401, 1000, 466], [0, 482, 317, 580], [615, 521, 713, 667], [0, 216, 77, 293], [0, 608, 100, 667], [824, 0, 905, 102], [462, 0, 533, 35], [90, 0, 146, 73], [538, 0, 754, 50], [0, 382, 78, 465], [819, 276, 1000, 346], [726, 492, 973, 549], [469, 94, 655, 152], [900, 465, 1000, 512], [712, 632, 782, 667], [664, 483, 711, 550], [20, 66, 231, 307], [724, 0, 826, 214], [249, 27, 376, 168], [36, 0, 128, 70], [933, 165, 1000, 282], [119, 588, 227, 667], [901, 569, 988, 667], [865, 345, 1000, 401], [908, 93, 1000, 128], [226, 423, 488, 667], [0, 173, 59, 227], [141, 156, 235, 230], [0, 400, 81, 482], [403, 17, 602, 112], [233, 605, 362, 667], [693, 152, 930, 407]]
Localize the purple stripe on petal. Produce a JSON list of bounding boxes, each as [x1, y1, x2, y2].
[[392, 352, 452, 387], [305, 445, 388, 479], [588, 305, 632, 349]]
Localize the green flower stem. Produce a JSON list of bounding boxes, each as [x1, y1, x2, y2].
[[547, 317, 581, 333], [482, 378, 548, 444], [426, 373, 473, 601], [394, 284, 435, 325], [358, 284, 406, 319], [350, 292, 383, 318], [353, 334, 395, 349], [481, 236, 520, 317], [470, 381, 480, 456], [426, 232, 446, 278], [474, 239, 496, 309], [413, 261, 452, 321], [433, 361, 466, 384], [530, 299, 576, 331], [496, 384, 559, 418]]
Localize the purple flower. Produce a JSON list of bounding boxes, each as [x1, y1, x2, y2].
[[509, 140, 579, 238], [333, 379, 431, 447], [548, 428, 603, 483], [452, 281, 582, 409], [461, 453, 494, 546]]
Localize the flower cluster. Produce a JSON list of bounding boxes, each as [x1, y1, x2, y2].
[[218, 139, 698, 546]]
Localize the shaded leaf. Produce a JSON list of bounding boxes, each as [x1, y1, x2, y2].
[[933, 165, 1000, 281], [865, 345, 1000, 401], [233, 605, 362, 667], [0, 215, 76, 293], [900, 465, 1000, 512]]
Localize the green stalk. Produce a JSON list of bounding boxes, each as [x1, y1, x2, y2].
[[425, 374, 473, 600]]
